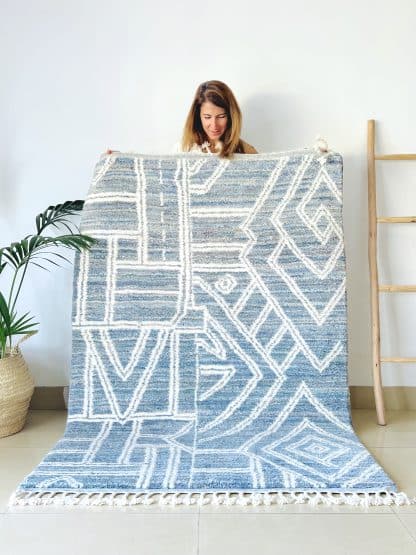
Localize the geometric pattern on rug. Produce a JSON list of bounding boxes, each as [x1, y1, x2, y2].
[[13, 150, 396, 499]]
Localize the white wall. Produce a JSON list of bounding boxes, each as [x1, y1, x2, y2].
[[1, 0, 415, 387]]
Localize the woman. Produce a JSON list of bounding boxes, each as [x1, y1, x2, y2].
[[106, 81, 257, 157], [176, 80, 257, 158]]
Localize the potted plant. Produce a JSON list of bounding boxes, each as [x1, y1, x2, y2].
[[0, 201, 95, 437]]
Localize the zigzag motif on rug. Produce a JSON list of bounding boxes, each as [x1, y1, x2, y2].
[[11, 150, 414, 507]]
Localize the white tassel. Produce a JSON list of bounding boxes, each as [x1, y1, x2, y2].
[[159, 493, 169, 506], [172, 493, 181, 505], [238, 492, 249, 506], [315, 135, 329, 153], [309, 493, 319, 507], [99, 492, 108, 505], [373, 492, 382, 506], [8, 489, 416, 508], [314, 135, 332, 165], [64, 492, 78, 505], [79, 493, 92, 506], [136, 493, 145, 506], [251, 493, 262, 506], [224, 492, 232, 506], [211, 492, 220, 506], [328, 493, 340, 506], [277, 492, 286, 506], [113, 493, 125, 506], [362, 493, 370, 508], [383, 493, 393, 506]]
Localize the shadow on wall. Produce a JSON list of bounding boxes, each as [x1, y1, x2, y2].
[[0, 148, 18, 227], [341, 151, 372, 380], [241, 93, 306, 153]]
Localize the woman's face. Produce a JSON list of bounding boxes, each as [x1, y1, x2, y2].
[[200, 101, 228, 142]]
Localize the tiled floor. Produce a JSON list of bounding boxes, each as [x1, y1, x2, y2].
[[0, 410, 415, 555]]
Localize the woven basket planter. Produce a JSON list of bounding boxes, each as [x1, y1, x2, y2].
[[0, 349, 35, 438]]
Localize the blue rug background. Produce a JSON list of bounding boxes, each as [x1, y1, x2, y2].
[[16, 151, 396, 495]]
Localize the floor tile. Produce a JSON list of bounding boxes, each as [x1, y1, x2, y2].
[[0, 448, 47, 513], [394, 505, 416, 514], [0, 512, 198, 555], [353, 410, 416, 433], [199, 513, 416, 555], [199, 500, 393, 514], [353, 410, 416, 448], [369, 447, 416, 498], [396, 514, 416, 542], [0, 411, 67, 449]]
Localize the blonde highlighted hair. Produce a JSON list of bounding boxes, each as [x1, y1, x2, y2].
[[181, 81, 246, 159]]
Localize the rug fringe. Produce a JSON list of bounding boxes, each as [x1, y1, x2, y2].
[[8, 490, 416, 508]]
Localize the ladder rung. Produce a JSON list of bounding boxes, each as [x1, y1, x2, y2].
[[375, 154, 416, 160], [377, 216, 416, 223], [381, 357, 416, 363], [379, 285, 416, 292]]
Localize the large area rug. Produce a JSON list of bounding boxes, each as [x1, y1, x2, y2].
[[10, 149, 411, 507]]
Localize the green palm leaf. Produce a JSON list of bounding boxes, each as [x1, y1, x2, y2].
[[0, 292, 38, 335], [0, 292, 38, 357], [0, 200, 95, 358], [0, 292, 11, 328], [0, 234, 95, 272], [35, 200, 85, 234]]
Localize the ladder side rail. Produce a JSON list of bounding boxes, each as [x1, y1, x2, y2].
[[367, 119, 386, 425]]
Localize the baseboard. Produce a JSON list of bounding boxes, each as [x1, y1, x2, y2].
[[30, 387, 66, 410], [349, 386, 416, 410], [30, 386, 416, 410]]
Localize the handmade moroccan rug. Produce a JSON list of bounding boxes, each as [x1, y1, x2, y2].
[[10, 149, 412, 507]]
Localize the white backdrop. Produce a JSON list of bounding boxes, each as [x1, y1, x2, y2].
[[1, 0, 415, 386]]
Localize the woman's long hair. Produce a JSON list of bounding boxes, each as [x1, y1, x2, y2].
[[181, 80, 245, 158]]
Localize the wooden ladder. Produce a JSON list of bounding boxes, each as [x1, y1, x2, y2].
[[367, 119, 416, 426]]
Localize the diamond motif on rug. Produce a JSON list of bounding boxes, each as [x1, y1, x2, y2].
[[11, 151, 398, 507]]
